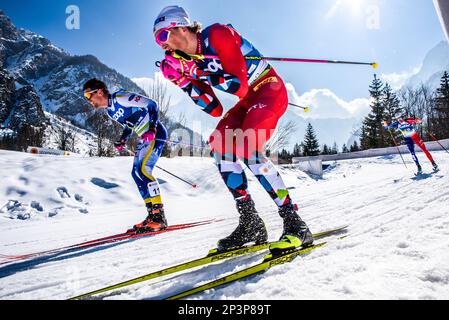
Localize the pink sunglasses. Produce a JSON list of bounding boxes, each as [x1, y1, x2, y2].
[[155, 23, 177, 46]]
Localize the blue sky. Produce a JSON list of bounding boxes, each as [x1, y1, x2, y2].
[[1, 0, 445, 101]]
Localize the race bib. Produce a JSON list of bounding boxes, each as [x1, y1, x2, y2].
[[147, 181, 160, 197]]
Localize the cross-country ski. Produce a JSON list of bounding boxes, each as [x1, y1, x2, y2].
[[1, 2, 449, 303]]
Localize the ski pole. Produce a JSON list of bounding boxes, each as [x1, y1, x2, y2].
[[425, 130, 449, 154], [288, 103, 310, 113], [155, 165, 198, 189], [121, 147, 198, 188], [387, 129, 408, 168], [172, 50, 378, 69], [156, 138, 208, 150]]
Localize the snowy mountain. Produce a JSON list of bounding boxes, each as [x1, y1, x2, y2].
[[0, 149, 448, 299], [0, 66, 47, 135], [404, 41, 449, 90], [0, 10, 145, 132], [0, 10, 205, 154], [43, 112, 98, 155]]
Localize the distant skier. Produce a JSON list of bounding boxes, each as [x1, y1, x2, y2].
[[83, 79, 168, 232], [383, 114, 439, 174], [152, 5, 313, 254]]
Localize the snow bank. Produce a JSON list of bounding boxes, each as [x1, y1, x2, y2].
[[0, 149, 448, 300]]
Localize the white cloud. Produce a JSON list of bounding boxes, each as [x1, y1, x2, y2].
[[285, 83, 371, 120], [380, 66, 421, 90]]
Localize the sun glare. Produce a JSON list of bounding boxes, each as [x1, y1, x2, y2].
[[343, 0, 364, 17]]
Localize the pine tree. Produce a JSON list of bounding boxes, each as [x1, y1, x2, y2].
[[292, 143, 302, 157], [350, 140, 360, 152], [437, 71, 449, 97], [278, 148, 292, 164], [331, 142, 339, 154], [360, 74, 388, 149], [321, 144, 330, 155], [382, 83, 402, 146], [342, 144, 349, 153], [360, 124, 369, 150], [383, 83, 402, 122], [302, 123, 320, 156], [434, 71, 449, 139]]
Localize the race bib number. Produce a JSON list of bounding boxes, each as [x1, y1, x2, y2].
[[147, 181, 160, 197]]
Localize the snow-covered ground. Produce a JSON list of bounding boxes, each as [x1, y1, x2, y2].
[[0, 149, 448, 300]]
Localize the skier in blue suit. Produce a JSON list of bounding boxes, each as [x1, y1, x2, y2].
[[83, 78, 168, 233]]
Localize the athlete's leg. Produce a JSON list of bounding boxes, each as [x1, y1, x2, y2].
[[131, 123, 168, 231], [411, 133, 435, 163], [209, 105, 251, 200], [238, 71, 292, 207], [210, 104, 268, 251], [405, 137, 420, 167], [133, 124, 167, 205]]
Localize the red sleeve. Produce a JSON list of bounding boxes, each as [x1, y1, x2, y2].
[[208, 24, 249, 99]]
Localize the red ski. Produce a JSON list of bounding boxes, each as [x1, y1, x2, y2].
[[0, 219, 218, 265]]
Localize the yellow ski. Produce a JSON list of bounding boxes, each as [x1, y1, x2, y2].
[[166, 226, 348, 300], [69, 225, 347, 300], [166, 242, 328, 300], [69, 243, 269, 300]]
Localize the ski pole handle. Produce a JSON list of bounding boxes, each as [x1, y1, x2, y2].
[[288, 103, 310, 113]]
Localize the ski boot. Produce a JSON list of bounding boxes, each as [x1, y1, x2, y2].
[[416, 164, 423, 175], [215, 196, 268, 253], [269, 203, 313, 255], [131, 203, 167, 233], [432, 161, 439, 172]]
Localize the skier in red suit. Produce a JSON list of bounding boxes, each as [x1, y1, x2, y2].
[[384, 115, 439, 174], [153, 6, 313, 254]]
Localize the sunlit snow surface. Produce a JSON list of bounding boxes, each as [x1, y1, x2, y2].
[[0, 149, 448, 300]]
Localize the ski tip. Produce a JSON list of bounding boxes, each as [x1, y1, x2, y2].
[[312, 225, 349, 240]]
